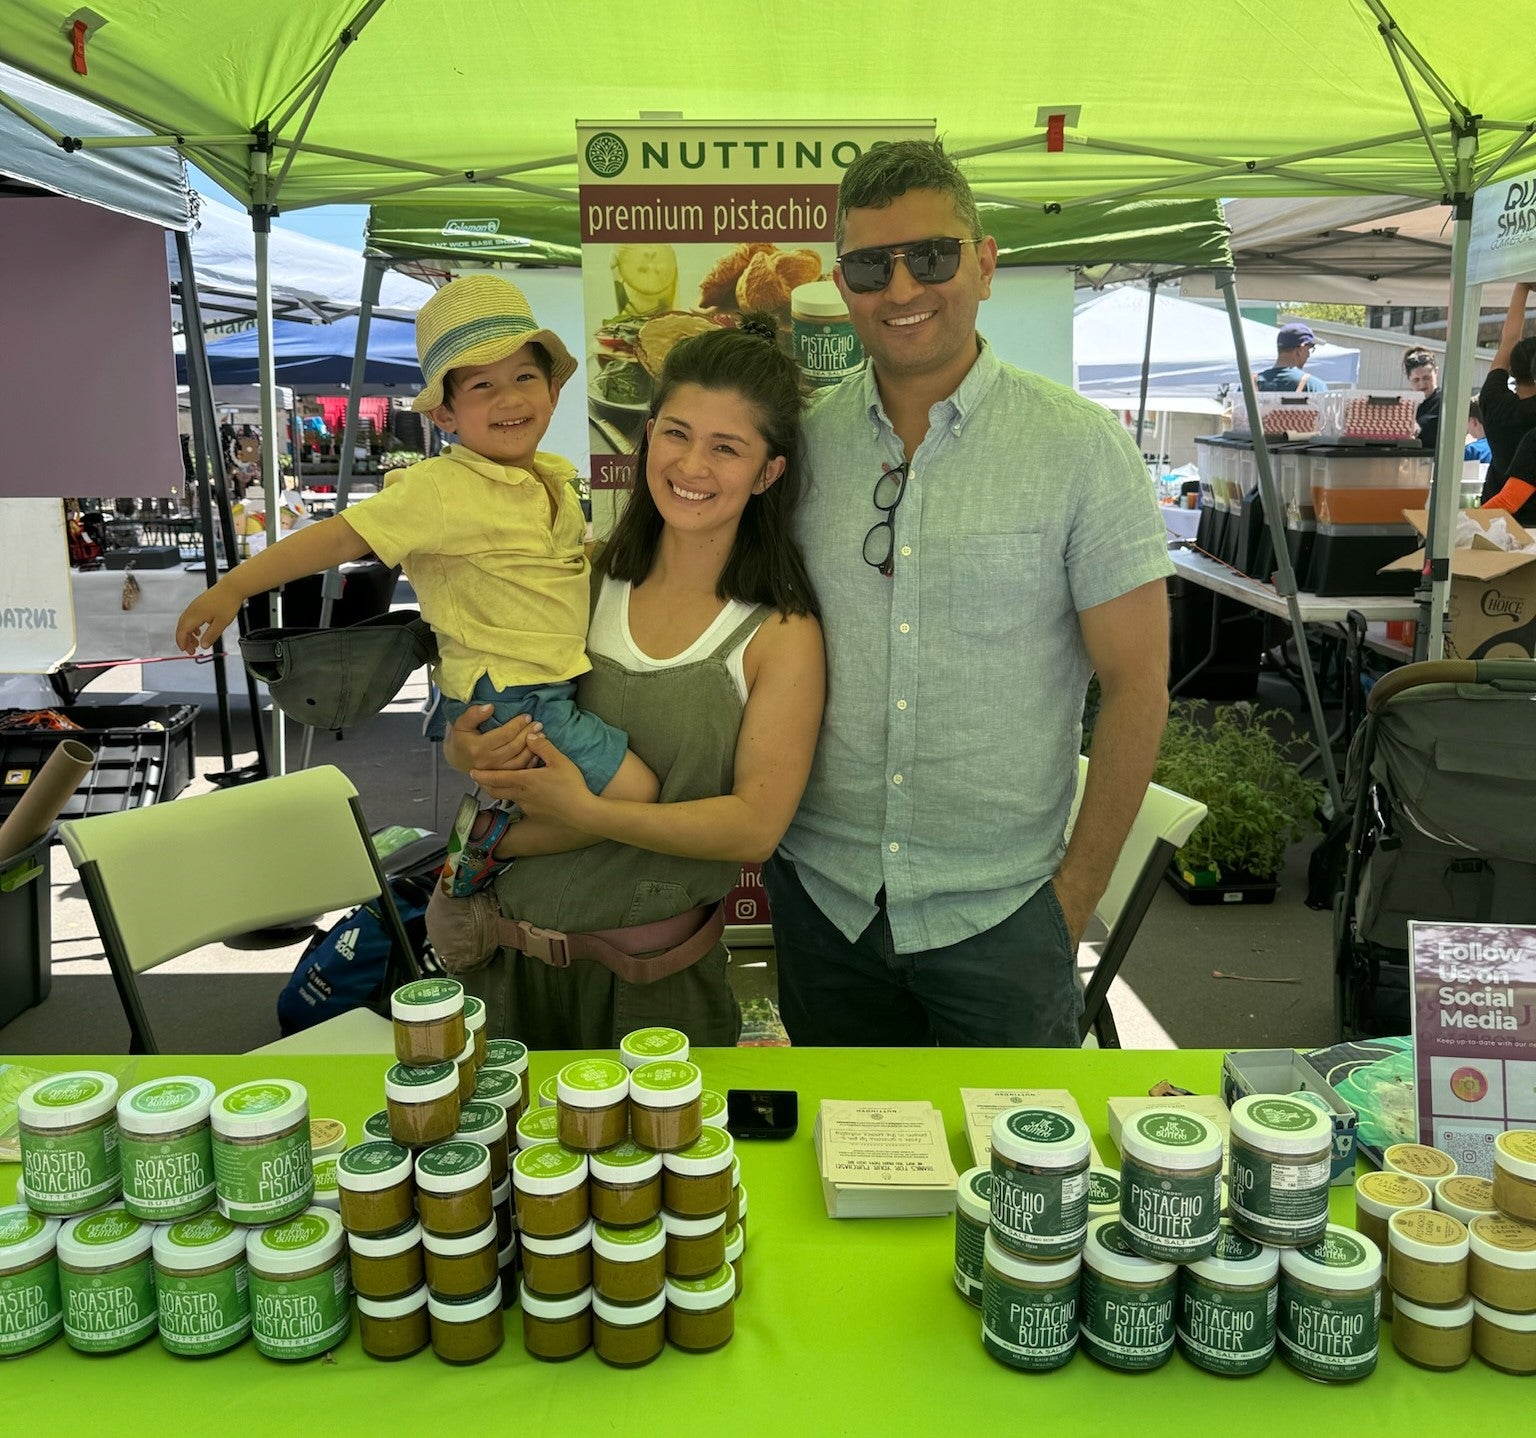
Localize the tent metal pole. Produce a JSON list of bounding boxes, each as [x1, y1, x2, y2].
[[1373, 25, 1454, 192], [267, 0, 387, 136], [69, 133, 253, 150], [1134, 277, 1157, 450], [0, 87, 67, 143], [1478, 126, 1536, 187], [1217, 269, 1344, 815], [1360, 0, 1472, 124]]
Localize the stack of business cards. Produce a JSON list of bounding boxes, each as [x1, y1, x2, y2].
[[814, 1099, 959, 1219]]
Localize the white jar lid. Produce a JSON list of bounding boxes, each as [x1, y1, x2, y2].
[[724, 1223, 744, 1263], [538, 1076, 559, 1107], [593, 1289, 665, 1325], [245, 1208, 345, 1275], [956, 1166, 993, 1225], [590, 1139, 663, 1186], [1389, 1207, 1470, 1265], [1185, 1220, 1280, 1286], [415, 1140, 491, 1194], [520, 1218, 594, 1258], [1279, 1225, 1382, 1292], [455, 1036, 476, 1067], [390, 976, 464, 1025], [629, 1059, 702, 1107], [661, 1209, 726, 1240], [1230, 1094, 1332, 1155], [58, 1206, 152, 1269], [482, 1039, 529, 1075], [1119, 1108, 1223, 1170], [665, 1262, 736, 1311], [427, 1282, 502, 1324], [515, 1106, 560, 1150], [363, 1109, 393, 1141], [790, 279, 849, 318], [358, 1285, 429, 1320], [337, 1140, 414, 1193], [592, 1217, 664, 1263], [1394, 1293, 1473, 1328], [1473, 1298, 1536, 1332], [212, 1078, 309, 1138], [619, 1026, 690, 1069], [153, 1212, 245, 1270], [117, 1075, 215, 1135], [312, 1155, 341, 1203], [512, 1141, 589, 1195], [463, 994, 486, 1035], [0, 1204, 59, 1268], [983, 1229, 1081, 1287], [737, 1187, 748, 1220], [348, 1220, 422, 1259], [1495, 1129, 1536, 1184], [1354, 1169, 1432, 1220], [19, 1070, 120, 1130], [1087, 1167, 1123, 1214], [661, 1126, 734, 1178], [519, 1282, 591, 1321], [699, 1090, 728, 1128], [473, 1068, 523, 1111], [990, 1106, 1091, 1168], [455, 1101, 509, 1147], [1383, 1143, 1458, 1182], [1435, 1175, 1499, 1226], [1469, 1213, 1536, 1270], [1085, 1215, 1177, 1284], [422, 1218, 498, 1258], [492, 1177, 511, 1206], [556, 1058, 629, 1109], [385, 1061, 458, 1105]]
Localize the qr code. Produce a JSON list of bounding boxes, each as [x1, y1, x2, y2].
[[1430, 1121, 1502, 1178]]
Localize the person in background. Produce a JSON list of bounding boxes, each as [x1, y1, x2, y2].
[[1256, 322, 1328, 392], [1479, 280, 1536, 504], [1404, 348, 1441, 454], [1466, 399, 1492, 464], [1482, 426, 1536, 523]]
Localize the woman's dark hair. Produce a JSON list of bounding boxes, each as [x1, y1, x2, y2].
[[1403, 347, 1436, 376], [1512, 336, 1536, 387], [601, 314, 820, 618]]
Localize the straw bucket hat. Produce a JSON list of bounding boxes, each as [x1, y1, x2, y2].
[[411, 274, 578, 413]]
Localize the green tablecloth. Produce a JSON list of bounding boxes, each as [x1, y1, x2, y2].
[[4, 1049, 1522, 1433]]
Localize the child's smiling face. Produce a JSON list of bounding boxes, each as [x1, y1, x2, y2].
[[429, 344, 560, 467]]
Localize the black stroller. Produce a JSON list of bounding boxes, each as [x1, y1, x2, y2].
[[1333, 658, 1536, 1039]]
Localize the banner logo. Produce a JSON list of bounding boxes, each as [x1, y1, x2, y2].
[[585, 132, 629, 178]]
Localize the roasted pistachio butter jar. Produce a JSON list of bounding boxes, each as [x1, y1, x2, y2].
[[1493, 1130, 1536, 1224], [512, 1142, 590, 1239], [662, 1126, 736, 1218], [665, 1261, 736, 1352], [1119, 1109, 1223, 1263], [988, 1107, 1090, 1259], [423, 1219, 499, 1300], [663, 1208, 727, 1279], [1392, 1294, 1472, 1371], [18, 1071, 122, 1216], [246, 1209, 351, 1361], [116, 1076, 217, 1222], [152, 1212, 251, 1357], [428, 1283, 505, 1364], [336, 1140, 415, 1237], [1472, 1297, 1536, 1374], [57, 1206, 158, 1354], [348, 1220, 425, 1302], [1177, 1220, 1279, 1377], [590, 1140, 663, 1227], [953, 1167, 992, 1306], [1227, 1095, 1332, 1248], [481, 1040, 530, 1123], [1078, 1216, 1177, 1371], [482, 1038, 530, 1079], [520, 1282, 591, 1360], [454, 1101, 511, 1188], [629, 1060, 704, 1153], [357, 1285, 430, 1360], [594, 1289, 666, 1367], [699, 1089, 729, 1130], [556, 1058, 631, 1152], [520, 1219, 595, 1300], [593, 1217, 667, 1305], [211, 1079, 314, 1225], [391, 977, 466, 1067], [415, 1140, 493, 1238], [981, 1231, 1080, 1372], [620, 1025, 690, 1070], [1277, 1225, 1381, 1383], [0, 1205, 63, 1357]]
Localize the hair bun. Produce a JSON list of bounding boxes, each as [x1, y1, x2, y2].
[[737, 311, 780, 344]]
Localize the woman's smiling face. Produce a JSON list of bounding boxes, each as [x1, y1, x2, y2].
[[645, 382, 785, 534]]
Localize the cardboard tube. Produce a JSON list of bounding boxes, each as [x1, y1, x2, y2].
[[0, 739, 96, 863]]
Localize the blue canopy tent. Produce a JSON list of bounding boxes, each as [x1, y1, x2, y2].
[[178, 314, 422, 394]]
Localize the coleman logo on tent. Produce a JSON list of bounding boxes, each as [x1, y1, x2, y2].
[[442, 219, 500, 235]]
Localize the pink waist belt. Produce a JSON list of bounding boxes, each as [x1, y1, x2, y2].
[[497, 902, 725, 985]]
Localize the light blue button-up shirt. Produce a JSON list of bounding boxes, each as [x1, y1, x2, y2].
[[780, 340, 1174, 953]]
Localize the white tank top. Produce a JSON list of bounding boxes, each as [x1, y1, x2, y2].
[[588, 576, 757, 704]]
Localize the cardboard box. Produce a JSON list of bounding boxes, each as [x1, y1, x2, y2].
[[1381, 510, 1536, 659], [1220, 1048, 1359, 1186], [960, 1088, 1103, 1172], [1107, 1094, 1232, 1159]]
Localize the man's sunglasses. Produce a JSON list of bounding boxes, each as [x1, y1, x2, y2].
[[835, 237, 979, 294]]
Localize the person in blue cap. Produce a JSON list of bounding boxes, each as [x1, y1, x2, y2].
[[1256, 321, 1328, 393]]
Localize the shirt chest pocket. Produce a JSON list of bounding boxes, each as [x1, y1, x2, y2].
[[945, 533, 1041, 638]]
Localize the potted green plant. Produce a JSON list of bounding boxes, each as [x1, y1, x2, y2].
[[1152, 701, 1323, 904]]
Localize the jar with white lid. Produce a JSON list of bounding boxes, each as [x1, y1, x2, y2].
[[1277, 1225, 1382, 1383], [348, 1219, 424, 1301], [594, 1288, 666, 1366], [57, 1206, 158, 1353], [988, 1106, 1090, 1259], [538, 1075, 560, 1109], [1383, 1143, 1457, 1185], [629, 1060, 703, 1152], [662, 1127, 736, 1217], [363, 1109, 393, 1143], [384, 1061, 460, 1148], [415, 1140, 493, 1238], [1078, 1215, 1177, 1371], [1436, 1174, 1499, 1227], [422, 1218, 498, 1300], [18, 1071, 122, 1216], [556, 1058, 630, 1152], [980, 1231, 1080, 1372], [472, 1066, 524, 1125], [1388, 1207, 1469, 1306], [481, 1040, 530, 1123], [516, 1104, 561, 1151], [246, 1207, 351, 1361], [590, 1140, 663, 1227], [1227, 1095, 1332, 1248], [1473, 1297, 1536, 1374], [1493, 1130, 1536, 1224], [453, 1035, 478, 1105], [593, 1217, 666, 1304], [619, 1026, 690, 1070], [953, 1166, 992, 1306], [0, 1204, 63, 1357], [310, 1118, 347, 1158], [211, 1079, 313, 1226], [663, 1208, 726, 1278], [1354, 1168, 1431, 1317], [390, 977, 465, 1066], [1468, 1212, 1536, 1313], [1177, 1219, 1279, 1377], [520, 1282, 591, 1360], [521, 1219, 594, 1299], [152, 1211, 250, 1357], [1087, 1167, 1122, 1219], [463, 995, 488, 1068], [116, 1075, 217, 1222], [336, 1140, 415, 1236], [699, 1089, 728, 1130], [1118, 1109, 1223, 1263], [512, 1142, 590, 1239], [311, 1154, 342, 1213], [1392, 1294, 1473, 1370], [665, 1262, 736, 1351], [357, 1284, 429, 1360], [428, 1283, 504, 1363], [725, 1222, 745, 1298], [454, 1100, 510, 1187]]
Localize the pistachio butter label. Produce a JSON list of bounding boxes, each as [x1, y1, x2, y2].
[[1392, 1209, 1464, 1246], [340, 1141, 409, 1178], [1177, 1270, 1277, 1375], [539, 1076, 559, 1103], [1502, 1131, 1536, 1163], [1438, 1176, 1495, 1211], [1088, 1170, 1122, 1207], [1135, 1112, 1208, 1148], [560, 1058, 627, 1092], [463, 995, 485, 1023], [475, 1069, 520, 1102], [0, 1257, 63, 1355], [0, 1210, 47, 1248], [212, 1128, 313, 1223], [165, 1215, 238, 1249], [312, 1158, 340, 1192], [793, 313, 862, 386], [1278, 1276, 1378, 1380], [1121, 1155, 1221, 1260], [1080, 1264, 1177, 1369], [221, 1082, 297, 1117], [594, 1139, 655, 1170], [1209, 1225, 1264, 1263], [631, 1060, 697, 1094], [1356, 1170, 1429, 1208], [516, 1144, 585, 1181], [61, 1258, 157, 1352], [1387, 1145, 1456, 1178], [1003, 1108, 1077, 1147], [260, 1214, 333, 1254], [1471, 1215, 1536, 1253], [69, 1209, 145, 1247], [126, 1080, 202, 1116], [417, 1141, 485, 1179], [953, 1208, 988, 1298], [156, 1256, 250, 1356], [599, 1217, 663, 1247], [395, 978, 462, 1008], [675, 1127, 732, 1163], [981, 1270, 1079, 1370], [20, 1123, 121, 1213], [1228, 1135, 1330, 1242], [363, 1110, 393, 1141], [699, 1090, 727, 1122], [32, 1075, 108, 1109], [387, 1062, 454, 1089], [622, 1027, 687, 1059], [1246, 1099, 1318, 1133], [990, 1153, 1087, 1257], [517, 1108, 560, 1143], [483, 1039, 528, 1069], [249, 1257, 351, 1359], [1301, 1230, 1368, 1270], [456, 1102, 502, 1135], [119, 1126, 216, 1220]]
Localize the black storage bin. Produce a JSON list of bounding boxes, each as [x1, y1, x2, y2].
[[1308, 525, 1421, 597], [0, 832, 52, 1027], [1167, 576, 1263, 700], [1231, 486, 1277, 582], [1285, 519, 1318, 592]]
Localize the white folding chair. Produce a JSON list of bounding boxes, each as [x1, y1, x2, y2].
[[58, 765, 416, 1054]]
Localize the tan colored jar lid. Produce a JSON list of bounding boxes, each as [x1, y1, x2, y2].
[[1355, 1169, 1432, 1219], [1469, 1213, 1536, 1270], [1496, 1130, 1536, 1184], [1384, 1143, 1458, 1181], [1389, 1207, 1469, 1264]]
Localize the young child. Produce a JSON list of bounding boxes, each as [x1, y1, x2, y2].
[[175, 275, 658, 891]]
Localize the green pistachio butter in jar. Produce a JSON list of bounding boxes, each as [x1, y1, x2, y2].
[[988, 1107, 1091, 1260], [210, 1079, 314, 1226], [1119, 1109, 1224, 1263], [593, 1217, 666, 1304], [414, 1140, 493, 1237], [556, 1058, 630, 1152], [348, 1220, 424, 1302], [391, 977, 466, 1067], [953, 1166, 992, 1307], [1078, 1216, 1177, 1372], [453, 1036, 478, 1106], [594, 1289, 666, 1367], [357, 1285, 430, 1361], [980, 1231, 1080, 1372], [1392, 1294, 1472, 1371], [590, 1140, 663, 1227], [1473, 1298, 1536, 1375], [422, 1219, 499, 1301], [521, 1219, 595, 1300], [662, 1126, 736, 1218], [663, 1208, 727, 1279], [152, 1212, 251, 1357], [481, 1039, 530, 1123], [454, 1100, 511, 1187], [336, 1140, 416, 1237], [463, 995, 488, 1068], [428, 1283, 505, 1364], [515, 1103, 561, 1151], [57, 1206, 158, 1354], [0, 1205, 64, 1357], [116, 1076, 217, 1222], [619, 1025, 690, 1070], [1177, 1219, 1279, 1377], [472, 1066, 524, 1127], [246, 1208, 352, 1361], [18, 1071, 122, 1216], [1468, 1212, 1536, 1313], [1353, 1168, 1431, 1317], [665, 1261, 736, 1352], [512, 1141, 590, 1239], [1227, 1096, 1332, 1248], [1388, 1207, 1469, 1307], [1277, 1225, 1381, 1383], [384, 1061, 460, 1148], [629, 1060, 704, 1152], [520, 1282, 591, 1360], [1493, 1130, 1536, 1224]]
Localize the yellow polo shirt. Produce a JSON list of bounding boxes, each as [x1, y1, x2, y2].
[[341, 445, 589, 700]]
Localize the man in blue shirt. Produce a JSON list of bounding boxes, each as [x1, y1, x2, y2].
[[1256, 322, 1328, 393], [764, 140, 1173, 1048]]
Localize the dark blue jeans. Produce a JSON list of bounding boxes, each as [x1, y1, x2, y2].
[[763, 853, 1082, 1048]]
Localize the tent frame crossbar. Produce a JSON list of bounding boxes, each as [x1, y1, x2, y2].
[[266, 0, 387, 137], [1360, 0, 1473, 128], [1372, 14, 1455, 193], [1478, 126, 1536, 188]]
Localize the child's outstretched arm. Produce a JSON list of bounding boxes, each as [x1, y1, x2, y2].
[[174, 514, 373, 653]]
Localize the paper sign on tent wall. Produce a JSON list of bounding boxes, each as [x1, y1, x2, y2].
[[1469, 158, 1536, 287], [0, 500, 77, 672], [0, 195, 181, 499]]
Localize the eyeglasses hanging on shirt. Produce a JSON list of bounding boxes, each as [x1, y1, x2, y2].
[[863, 461, 911, 577]]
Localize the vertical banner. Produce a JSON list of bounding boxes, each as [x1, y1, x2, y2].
[[1469, 157, 1536, 287], [1410, 920, 1536, 1176], [0, 500, 76, 673], [577, 119, 931, 524]]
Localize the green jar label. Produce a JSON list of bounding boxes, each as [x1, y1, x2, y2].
[[119, 1127, 215, 1220], [1248, 1098, 1316, 1133], [475, 1069, 519, 1101], [20, 1123, 121, 1213], [1004, 1109, 1077, 1147], [126, 1081, 202, 1116], [560, 1058, 627, 1092], [981, 1270, 1078, 1370], [363, 1110, 392, 1141], [212, 1128, 313, 1223], [953, 1209, 988, 1301], [631, 1060, 696, 1093], [61, 1257, 157, 1352], [1135, 1112, 1207, 1147], [165, 1215, 238, 1249], [516, 1144, 585, 1181], [0, 1256, 63, 1356], [33, 1075, 107, 1109], [1080, 1264, 1177, 1370], [1228, 1135, 1330, 1243], [622, 1028, 687, 1058], [1088, 1170, 1123, 1207], [340, 1141, 410, 1177], [387, 1062, 454, 1089], [699, 1090, 727, 1122], [989, 1155, 1087, 1257], [456, 1102, 502, 1135], [594, 1139, 655, 1171], [395, 978, 462, 1008], [222, 1083, 296, 1117], [417, 1141, 484, 1179], [483, 1039, 527, 1069], [792, 312, 862, 386], [249, 1257, 351, 1359], [1210, 1225, 1264, 1263], [0, 1210, 48, 1247], [597, 1217, 663, 1247], [1302, 1230, 1368, 1270], [1277, 1277, 1378, 1381], [1120, 1155, 1221, 1260], [674, 1127, 732, 1164], [517, 1108, 560, 1143], [262, 1214, 332, 1253], [1178, 1271, 1277, 1375], [156, 1257, 250, 1356]]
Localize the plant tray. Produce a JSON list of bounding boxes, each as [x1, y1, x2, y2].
[[1164, 863, 1279, 906]]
